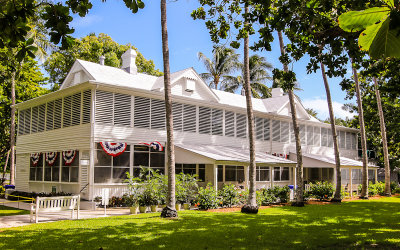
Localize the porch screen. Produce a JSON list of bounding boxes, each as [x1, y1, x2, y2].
[[256, 166, 270, 182], [225, 166, 244, 183], [95, 143, 130, 183], [133, 144, 165, 177], [62, 151, 79, 183]]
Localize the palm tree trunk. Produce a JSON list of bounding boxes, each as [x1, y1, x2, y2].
[[373, 77, 390, 196], [318, 46, 342, 201], [160, 0, 177, 218], [241, 5, 258, 213], [278, 31, 304, 206], [10, 71, 16, 186]]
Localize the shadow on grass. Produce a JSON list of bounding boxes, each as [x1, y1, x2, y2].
[[1, 199, 400, 249], [0, 205, 30, 217]]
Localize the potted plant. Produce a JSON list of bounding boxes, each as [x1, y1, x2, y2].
[[123, 193, 139, 214], [176, 173, 198, 210]]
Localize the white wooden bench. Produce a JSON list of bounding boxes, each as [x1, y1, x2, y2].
[[30, 195, 80, 223]]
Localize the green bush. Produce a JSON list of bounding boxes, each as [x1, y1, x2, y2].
[[270, 185, 290, 203], [218, 184, 239, 207], [238, 189, 249, 205], [309, 181, 334, 200], [0, 186, 5, 198], [176, 173, 199, 204], [390, 182, 400, 193], [358, 182, 385, 196], [195, 183, 219, 210]]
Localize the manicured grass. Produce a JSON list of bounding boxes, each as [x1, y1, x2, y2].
[[1, 197, 400, 249], [0, 205, 30, 217]]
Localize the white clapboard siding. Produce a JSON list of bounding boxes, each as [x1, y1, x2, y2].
[[38, 104, 46, 133], [31, 106, 39, 133], [82, 90, 91, 124], [236, 114, 247, 138], [280, 121, 289, 143], [272, 120, 280, 142], [150, 98, 166, 130], [54, 98, 62, 129], [211, 108, 223, 136], [71, 92, 81, 126], [321, 127, 328, 147], [183, 104, 196, 133], [313, 126, 321, 147], [96, 90, 113, 124], [224, 111, 235, 137], [172, 102, 183, 131], [15, 154, 30, 192], [63, 95, 72, 127], [46, 101, 54, 131], [263, 118, 270, 141], [255, 117, 264, 140], [134, 96, 150, 128], [199, 106, 211, 134], [114, 93, 131, 126]]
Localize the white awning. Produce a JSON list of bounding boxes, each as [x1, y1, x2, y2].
[[290, 152, 378, 168], [176, 144, 296, 165]]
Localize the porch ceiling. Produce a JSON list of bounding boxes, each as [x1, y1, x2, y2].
[[176, 144, 296, 166], [290, 152, 378, 168]]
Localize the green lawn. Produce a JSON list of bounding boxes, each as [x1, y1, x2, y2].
[[1, 197, 400, 249], [0, 205, 30, 217]]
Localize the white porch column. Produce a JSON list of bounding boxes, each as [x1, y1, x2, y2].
[[293, 167, 297, 187], [270, 166, 274, 188], [349, 167, 353, 197], [319, 168, 323, 181], [213, 164, 218, 191], [375, 169, 378, 183]]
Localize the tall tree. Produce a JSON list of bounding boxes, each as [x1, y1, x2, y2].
[[198, 46, 240, 90], [160, 0, 177, 218], [222, 54, 272, 98]]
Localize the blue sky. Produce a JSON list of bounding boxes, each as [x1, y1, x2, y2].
[[69, 0, 355, 120]]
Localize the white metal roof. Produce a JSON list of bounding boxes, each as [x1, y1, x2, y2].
[[292, 152, 377, 168], [176, 144, 296, 165]]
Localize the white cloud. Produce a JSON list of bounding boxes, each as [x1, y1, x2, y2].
[[302, 98, 354, 120], [71, 15, 102, 28]]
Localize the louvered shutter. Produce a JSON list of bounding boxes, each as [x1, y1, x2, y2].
[[199, 106, 211, 134], [151, 99, 166, 130], [289, 122, 294, 143], [224, 111, 235, 137], [114, 93, 131, 126], [183, 104, 196, 133], [63, 95, 72, 127], [46, 101, 54, 131], [300, 125, 306, 145], [339, 130, 346, 149], [272, 120, 280, 142], [306, 126, 313, 145], [31, 106, 39, 133], [172, 102, 183, 131], [321, 128, 328, 147], [37, 104, 46, 132], [345, 132, 351, 150], [328, 129, 333, 147], [263, 118, 270, 141], [236, 114, 247, 138], [18, 109, 25, 135], [96, 91, 113, 124], [255, 117, 263, 140], [211, 109, 223, 136], [82, 90, 91, 124], [280, 121, 289, 143], [24, 108, 31, 134], [54, 99, 62, 129], [313, 127, 320, 147], [71, 92, 81, 126], [351, 133, 357, 150], [134, 96, 150, 128]]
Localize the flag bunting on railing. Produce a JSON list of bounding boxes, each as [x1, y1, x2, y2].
[[45, 152, 58, 166], [30, 153, 40, 166], [63, 150, 76, 165], [139, 141, 164, 151], [100, 142, 127, 157]]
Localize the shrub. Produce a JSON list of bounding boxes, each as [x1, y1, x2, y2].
[[358, 182, 385, 196], [218, 184, 239, 207], [270, 185, 290, 203], [176, 173, 199, 204], [309, 181, 334, 200], [0, 186, 5, 198], [195, 183, 219, 210], [390, 182, 400, 193]]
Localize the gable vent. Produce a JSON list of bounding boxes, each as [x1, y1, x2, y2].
[[185, 79, 195, 93]]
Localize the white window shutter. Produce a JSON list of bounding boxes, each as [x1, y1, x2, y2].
[[114, 93, 131, 126], [172, 102, 183, 131], [54, 98, 62, 129], [183, 104, 196, 133], [82, 90, 91, 124], [272, 120, 280, 142], [134, 96, 150, 128], [236, 114, 247, 138], [211, 109, 223, 136], [150, 99, 166, 130], [199, 106, 211, 134], [280, 121, 289, 143], [224, 111, 235, 137], [96, 90, 113, 124]]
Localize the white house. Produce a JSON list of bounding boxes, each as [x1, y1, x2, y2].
[[14, 49, 377, 200]]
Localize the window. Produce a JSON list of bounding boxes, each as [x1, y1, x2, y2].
[[95, 144, 131, 183], [45, 153, 60, 182], [289, 123, 295, 143], [61, 151, 79, 182], [345, 132, 351, 150], [134, 96, 150, 128], [225, 111, 235, 137], [198, 164, 205, 181], [225, 165, 244, 183], [218, 165, 223, 182], [368, 169, 375, 184], [351, 133, 357, 150], [211, 108, 223, 136], [199, 106, 211, 134], [328, 129, 333, 147], [71, 92, 81, 126], [280, 121, 289, 143], [341, 168, 349, 185], [175, 164, 196, 175], [274, 167, 289, 181], [352, 169, 362, 185], [30, 154, 43, 181], [114, 93, 131, 127], [256, 166, 270, 181], [272, 120, 280, 142], [151, 99, 165, 130], [133, 144, 165, 177], [236, 114, 247, 138], [18, 109, 29, 135]]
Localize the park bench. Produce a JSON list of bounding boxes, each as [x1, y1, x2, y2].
[[30, 195, 80, 223]]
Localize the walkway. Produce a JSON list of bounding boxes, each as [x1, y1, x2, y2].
[[0, 199, 131, 228]]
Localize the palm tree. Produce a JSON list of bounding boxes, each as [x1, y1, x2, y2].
[[160, 0, 177, 218], [373, 77, 390, 196], [222, 54, 273, 98], [241, 4, 258, 214], [278, 31, 304, 206], [198, 46, 240, 90]]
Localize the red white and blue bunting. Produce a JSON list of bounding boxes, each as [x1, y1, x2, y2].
[[100, 142, 127, 157], [30, 153, 40, 167], [63, 150, 76, 165], [272, 153, 288, 159], [45, 152, 58, 166], [140, 141, 164, 151]]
